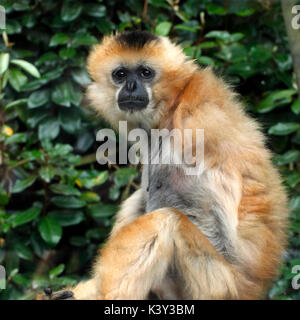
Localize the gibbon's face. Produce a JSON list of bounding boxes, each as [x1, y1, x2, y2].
[[112, 63, 154, 112], [86, 31, 197, 130]]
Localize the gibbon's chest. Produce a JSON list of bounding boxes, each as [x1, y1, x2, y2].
[[142, 164, 199, 214]]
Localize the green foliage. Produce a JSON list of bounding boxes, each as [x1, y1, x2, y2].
[[0, 0, 299, 300]]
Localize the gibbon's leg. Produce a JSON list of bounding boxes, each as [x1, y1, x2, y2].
[[37, 189, 145, 300], [97, 208, 256, 300]]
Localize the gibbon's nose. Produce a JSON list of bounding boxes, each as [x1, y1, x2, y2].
[[126, 80, 136, 92]]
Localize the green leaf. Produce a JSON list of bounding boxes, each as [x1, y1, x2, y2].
[[20, 78, 47, 91], [84, 4, 106, 18], [273, 150, 300, 166], [114, 168, 138, 187], [38, 217, 62, 246], [48, 210, 84, 227], [72, 32, 97, 47], [175, 24, 199, 32], [51, 196, 86, 209], [80, 192, 100, 203], [11, 59, 40, 78], [286, 172, 300, 188], [290, 197, 300, 212], [9, 69, 28, 92], [205, 30, 231, 41], [5, 132, 27, 145], [69, 236, 89, 247], [198, 42, 218, 49], [5, 98, 28, 110], [291, 99, 300, 115], [229, 33, 245, 42], [0, 71, 8, 91], [274, 53, 292, 71], [42, 68, 64, 82], [59, 47, 76, 59], [0, 191, 9, 205], [206, 4, 227, 15], [50, 264, 65, 279], [51, 83, 71, 107], [12, 274, 30, 288], [218, 43, 247, 62], [89, 203, 118, 219], [227, 62, 254, 79], [257, 90, 296, 113], [0, 53, 9, 74], [95, 19, 114, 35], [12, 176, 37, 193], [155, 22, 172, 36], [28, 89, 50, 108], [197, 56, 214, 65], [77, 171, 109, 189], [61, 2, 82, 22], [49, 33, 70, 46], [249, 45, 273, 63], [52, 81, 81, 107], [31, 232, 50, 259], [27, 108, 49, 128], [68, 82, 82, 106], [38, 118, 60, 140], [12, 204, 42, 227], [75, 131, 94, 153], [51, 276, 77, 288], [39, 166, 55, 183], [235, 8, 255, 16], [36, 52, 59, 66], [21, 150, 44, 161], [50, 184, 80, 196], [6, 20, 22, 34], [71, 68, 91, 86], [268, 122, 300, 136], [86, 227, 108, 240], [15, 243, 34, 261], [109, 185, 120, 201], [59, 107, 81, 134]]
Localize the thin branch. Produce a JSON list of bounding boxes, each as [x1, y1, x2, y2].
[[142, 0, 148, 20]]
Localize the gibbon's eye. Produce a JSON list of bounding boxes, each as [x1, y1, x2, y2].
[[113, 69, 127, 81], [140, 68, 153, 79]]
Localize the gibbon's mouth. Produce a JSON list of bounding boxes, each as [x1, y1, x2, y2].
[[118, 99, 149, 112]]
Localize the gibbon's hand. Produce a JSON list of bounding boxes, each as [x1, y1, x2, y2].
[[37, 288, 75, 300]]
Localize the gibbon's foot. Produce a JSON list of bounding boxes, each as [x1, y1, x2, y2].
[[39, 288, 75, 300]]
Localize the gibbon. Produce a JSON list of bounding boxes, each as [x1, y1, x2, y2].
[[38, 31, 288, 300]]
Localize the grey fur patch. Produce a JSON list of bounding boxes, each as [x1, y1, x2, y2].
[[141, 163, 236, 262]]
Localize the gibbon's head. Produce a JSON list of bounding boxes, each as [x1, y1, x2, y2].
[[87, 31, 198, 130]]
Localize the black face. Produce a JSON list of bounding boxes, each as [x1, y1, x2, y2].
[[112, 65, 155, 112]]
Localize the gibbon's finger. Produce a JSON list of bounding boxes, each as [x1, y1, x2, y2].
[[50, 290, 75, 300]]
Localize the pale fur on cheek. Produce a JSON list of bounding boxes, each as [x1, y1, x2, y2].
[[88, 81, 163, 130]]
